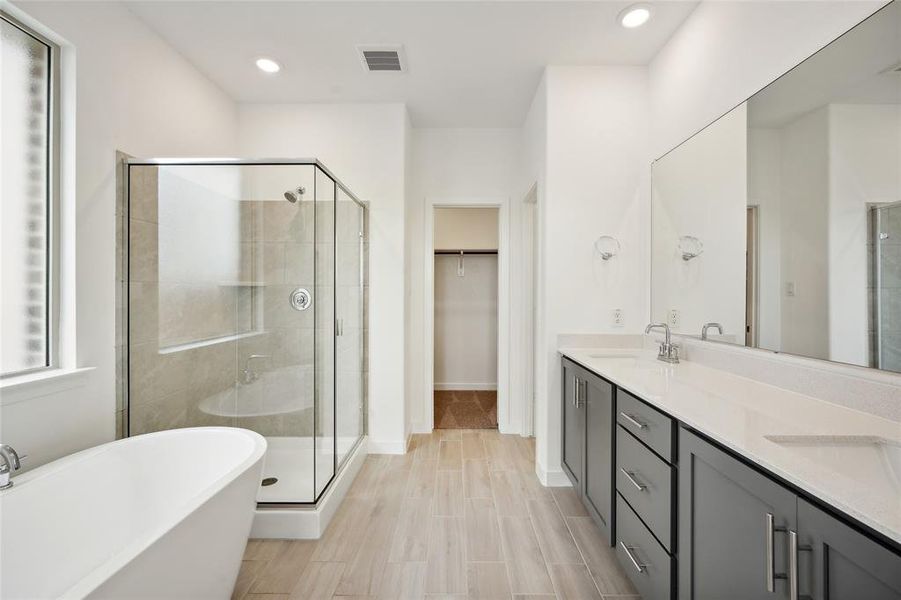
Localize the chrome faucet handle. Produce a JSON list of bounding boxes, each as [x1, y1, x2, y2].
[[645, 322, 678, 363], [0, 445, 24, 490], [701, 322, 724, 340], [0, 444, 21, 471]]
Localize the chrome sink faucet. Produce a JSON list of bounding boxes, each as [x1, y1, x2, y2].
[[0, 444, 24, 490], [701, 322, 723, 340], [645, 322, 680, 364]]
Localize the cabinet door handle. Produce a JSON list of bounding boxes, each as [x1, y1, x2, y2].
[[577, 379, 585, 408], [572, 377, 579, 407], [619, 542, 647, 573], [620, 468, 647, 491], [789, 530, 798, 600], [766, 513, 787, 592], [788, 530, 812, 600], [620, 412, 647, 430]]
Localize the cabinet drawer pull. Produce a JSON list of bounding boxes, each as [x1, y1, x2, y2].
[[619, 542, 647, 573], [620, 468, 647, 492], [620, 412, 647, 430]]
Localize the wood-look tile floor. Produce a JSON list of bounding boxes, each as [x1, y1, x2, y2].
[[233, 430, 640, 600]]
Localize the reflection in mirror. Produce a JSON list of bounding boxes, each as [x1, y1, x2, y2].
[[652, 104, 748, 345], [652, 1, 901, 373]]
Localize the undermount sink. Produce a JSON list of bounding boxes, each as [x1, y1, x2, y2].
[[586, 353, 640, 359], [765, 435, 901, 494]]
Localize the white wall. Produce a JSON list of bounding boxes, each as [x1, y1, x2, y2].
[[779, 107, 831, 359], [407, 128, 520, 432], [535, 66, 650, 485], [651, 104, 747, 339], [649, 1, 885, 159], [238, 103, 409, 453], [2, 1, 238, 469], [828, 104, 901, 366], [434, 254, 498, 389], [747, 128, 783, 350], [434, 207, 499, 251]]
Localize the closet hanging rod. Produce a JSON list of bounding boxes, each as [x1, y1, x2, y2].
[[434, 249, 498, 255]]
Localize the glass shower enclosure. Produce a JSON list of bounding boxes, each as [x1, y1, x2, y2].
[[124, 159, 366, 504], [874, 201, 901, 373]]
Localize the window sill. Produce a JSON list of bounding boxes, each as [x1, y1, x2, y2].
[[0, 367, 95, 406]]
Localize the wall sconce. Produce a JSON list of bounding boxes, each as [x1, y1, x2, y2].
[[678, 235, 704, 261], [594, 235, 621, 261]]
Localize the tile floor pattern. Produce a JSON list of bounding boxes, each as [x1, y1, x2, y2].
[[233, 429, 639, 600], [434, 391, 498, 429]]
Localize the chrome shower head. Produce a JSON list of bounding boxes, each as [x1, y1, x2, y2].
[[284, 187, 305, 203]]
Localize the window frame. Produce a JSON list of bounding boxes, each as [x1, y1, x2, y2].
[[0, 11, 61, 379]]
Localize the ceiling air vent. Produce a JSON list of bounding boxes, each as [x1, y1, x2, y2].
[[357, 45, 407, 72]]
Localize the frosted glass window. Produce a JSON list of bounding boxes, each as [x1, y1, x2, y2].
[[1, 15, 54, 376]]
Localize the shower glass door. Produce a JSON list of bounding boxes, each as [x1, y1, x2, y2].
[[875, 202, 901, 373], [127, 162, 328, 503], [314, 167, 336, 499], [336, 188, 365, 468]]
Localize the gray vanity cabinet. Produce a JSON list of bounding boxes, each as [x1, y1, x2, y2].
[[582, 370, 614, 536], [561, 358, 583, 489], [679, 428, 797, 600], [798, 499, 901, 599], [560, 357, 614, 541], [561, 355, 901, 600]]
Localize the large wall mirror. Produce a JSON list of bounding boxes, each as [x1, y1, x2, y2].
[[652, 0, 901, 373]]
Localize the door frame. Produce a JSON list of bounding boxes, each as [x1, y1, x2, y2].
[[522, 185, 538, 437], [424, 197, 510, 433], [746, 205, 760, 347]]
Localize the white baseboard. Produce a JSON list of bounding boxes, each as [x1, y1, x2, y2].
[[433, 383, 498, 391], [367, 437, 407, 454], [536, 459, 573, 487], [250, 436, 368, 539]]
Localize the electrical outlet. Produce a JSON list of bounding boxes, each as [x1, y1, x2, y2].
[[668, 309, 680, 329], [612, 308, 624, 327]]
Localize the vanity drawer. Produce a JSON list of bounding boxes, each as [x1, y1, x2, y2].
[[615, 494, 672, 600], [616, 425, 674, 551], [617, 389, 673, 462]]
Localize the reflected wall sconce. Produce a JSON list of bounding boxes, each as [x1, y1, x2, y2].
[[678, 235, 704, 261], [594, 235, 621, 261]]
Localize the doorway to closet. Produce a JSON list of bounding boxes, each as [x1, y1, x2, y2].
[[433, 207, 499, 429]]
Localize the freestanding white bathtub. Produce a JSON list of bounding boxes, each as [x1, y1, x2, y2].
[[0, 427, 267, 599]]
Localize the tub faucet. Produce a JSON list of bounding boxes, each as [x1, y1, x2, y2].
[[242, 354, 270, 384], [701, 322, 724, 340], [645, 322, 680, 364], [0, 444, 24, 490]]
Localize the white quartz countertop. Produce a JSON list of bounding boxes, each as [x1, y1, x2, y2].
[[559, 347, 901, 546]]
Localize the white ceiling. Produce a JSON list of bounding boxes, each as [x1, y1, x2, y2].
[[126, 1, 698, 127], [749, 1, 900, 128]]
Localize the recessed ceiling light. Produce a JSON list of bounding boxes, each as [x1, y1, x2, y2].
[[619, 4, 652, 28], [255, 58, 281, 74]]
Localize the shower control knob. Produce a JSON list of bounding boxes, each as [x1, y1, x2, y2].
[[290, 288, 312, 311]]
